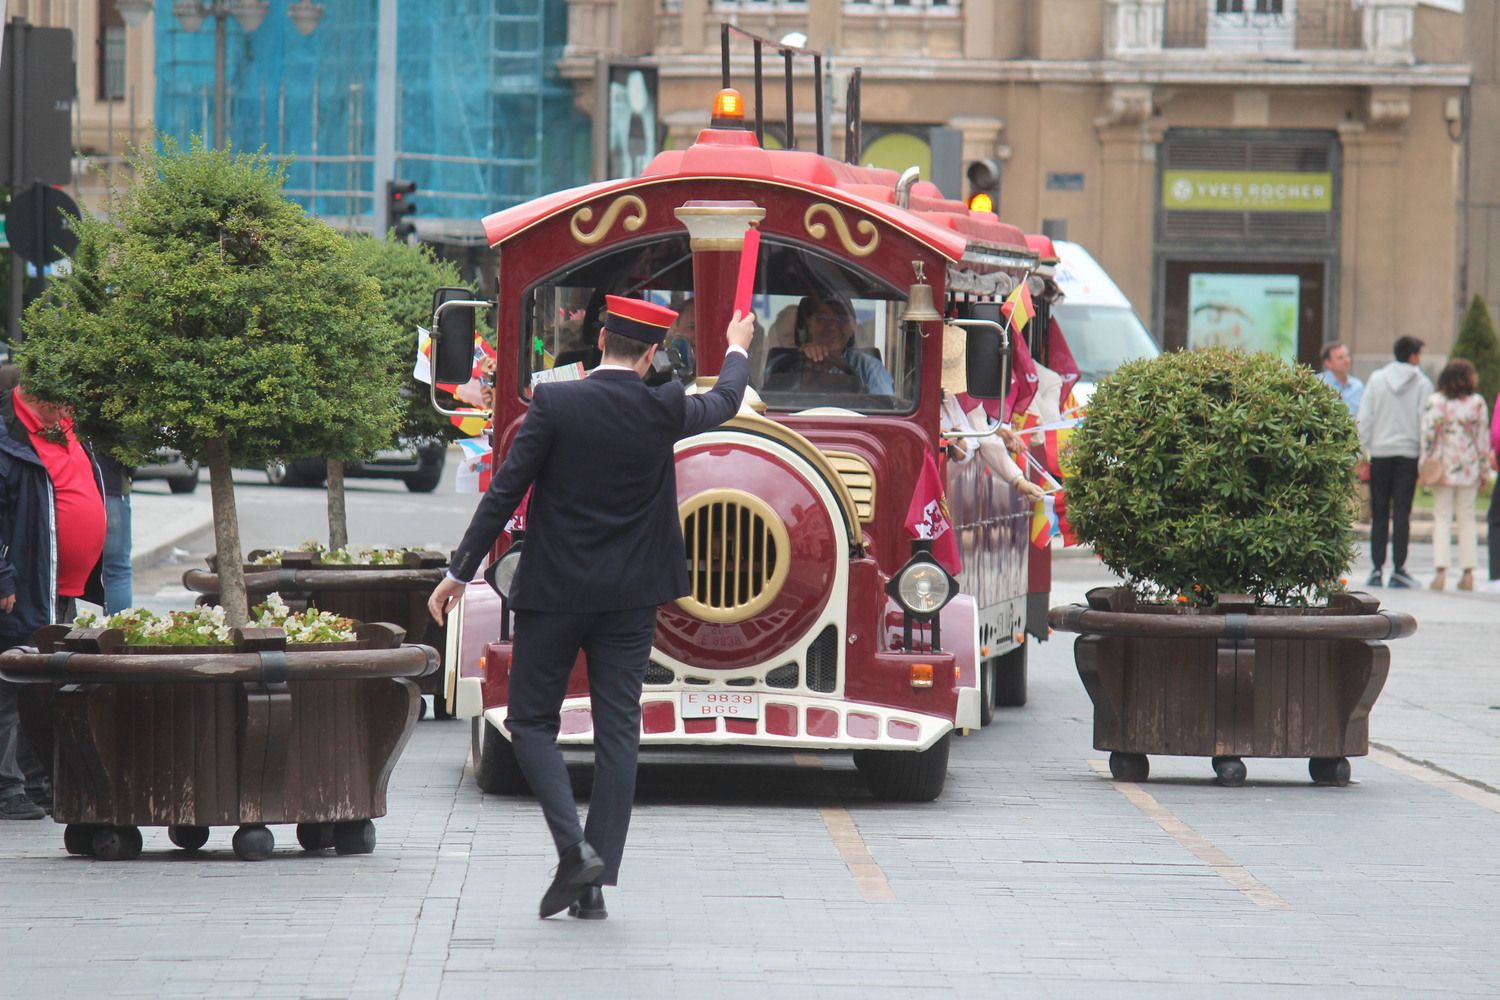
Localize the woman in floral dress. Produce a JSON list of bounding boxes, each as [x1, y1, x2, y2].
[[1420, 359, 1493, 590]]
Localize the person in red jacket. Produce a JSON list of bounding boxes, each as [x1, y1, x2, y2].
[[0, 364, 106, 820]]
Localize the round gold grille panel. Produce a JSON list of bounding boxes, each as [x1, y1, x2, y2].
[[678, 490, 791, 624]]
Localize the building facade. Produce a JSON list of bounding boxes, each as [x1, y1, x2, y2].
[[6, 0, 156, 213], [561, 0, 1471, 370], [1459, 0, 1498, 324]]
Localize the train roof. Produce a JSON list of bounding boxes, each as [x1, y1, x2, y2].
[[481, 127, 1035, 278]]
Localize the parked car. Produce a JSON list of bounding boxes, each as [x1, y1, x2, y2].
[[1051, 240, 1161, 406], [133, 449, 201, 494], [265, 441, 447, 493]]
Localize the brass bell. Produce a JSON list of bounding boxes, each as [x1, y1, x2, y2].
[[905, 261, 942, 324]]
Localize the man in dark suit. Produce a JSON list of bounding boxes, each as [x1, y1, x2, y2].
[[429, 296, 754, 920]]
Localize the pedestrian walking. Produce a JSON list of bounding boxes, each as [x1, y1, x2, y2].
[[0, 364, 107, 821], [1420, 360, 1492, 591], [1357, 336, 1433, 588], [1318, 341, 1364, 416], [1484, 393, 1500, 593], [96, 451, 134, 613], [427, 299, 755, 920]]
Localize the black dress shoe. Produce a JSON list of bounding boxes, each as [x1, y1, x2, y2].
[[567, 885, 607, 920], [539, 842, 605, 918]]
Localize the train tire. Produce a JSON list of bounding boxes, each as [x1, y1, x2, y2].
[[979, 660, 997, 727], [853, 732, 951, 802], [995, 644, 1028, 708], [475, 719, 531, 795]]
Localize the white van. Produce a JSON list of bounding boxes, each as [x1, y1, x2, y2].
[[1050, 240, 1160, 404]]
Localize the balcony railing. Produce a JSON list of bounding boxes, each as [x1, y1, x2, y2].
[[1162, 0, 1362, 51]]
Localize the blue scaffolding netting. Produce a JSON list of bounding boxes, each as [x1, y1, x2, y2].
[[152, 0, 589, 241]]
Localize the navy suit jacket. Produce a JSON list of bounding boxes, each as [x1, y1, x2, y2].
[[450, 351, 749, 612]]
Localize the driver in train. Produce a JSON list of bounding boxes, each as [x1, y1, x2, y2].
[[764, 292, 894, 395]]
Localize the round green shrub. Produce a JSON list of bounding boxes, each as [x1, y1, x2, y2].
[[1066, 347, 1359, 606]]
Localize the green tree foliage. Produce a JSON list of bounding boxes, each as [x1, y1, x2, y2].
[[16, 137, 402, 624], [1066, 348, 1359, 607], [1450, 294, 1500, 408], [345, 233, 465, 444]]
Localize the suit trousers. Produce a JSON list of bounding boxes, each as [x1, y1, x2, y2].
[[1369, 456, 1419, 572], [506, 605, 656, 886]]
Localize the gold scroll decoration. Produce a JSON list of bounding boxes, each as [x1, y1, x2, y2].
[[570, 195, 647, 246], [803, 203, 879, 257]]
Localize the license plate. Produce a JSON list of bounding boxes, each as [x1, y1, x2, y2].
[[681, 691, 760, 720]]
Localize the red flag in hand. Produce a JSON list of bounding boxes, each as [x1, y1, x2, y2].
[[903, 451, 962, 575]]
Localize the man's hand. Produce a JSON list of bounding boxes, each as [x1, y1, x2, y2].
[[427, 577, 466, 626], [801, 342, 838, 363], [0, 594, 14, 614], [997, 424, 1027, 452], [726, 310, 755, 352]]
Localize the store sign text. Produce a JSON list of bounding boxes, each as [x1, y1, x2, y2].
[[1162, 170, 1333, 213]]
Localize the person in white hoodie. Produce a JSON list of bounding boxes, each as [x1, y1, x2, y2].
[[1357, 336, 1434, 588]]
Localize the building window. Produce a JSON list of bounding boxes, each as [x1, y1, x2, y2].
[[1215, 0, 1284, 12], [844, 0, 957, 9], [97, 0, 126, 102]]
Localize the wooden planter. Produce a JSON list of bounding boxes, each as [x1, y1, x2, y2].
[[0, 622, 437, 861], [184, 549, 451, 715], [1047, 588, 1417, 786]]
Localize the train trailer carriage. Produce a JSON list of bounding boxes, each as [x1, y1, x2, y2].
[[437, 51, 1047, 802]]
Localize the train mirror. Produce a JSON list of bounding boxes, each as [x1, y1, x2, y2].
[[963, 327, 1004, 399], [431, 286, 479, 385]]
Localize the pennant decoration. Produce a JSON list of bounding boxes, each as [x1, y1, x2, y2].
[[1003, 281, 1034, 337], [454, 436, 493, 493], [1029, 493, 1059, 548], [1003, 332, 1039, 422], [1047, 316, 1081, 405], [903, 451, 963, 575]]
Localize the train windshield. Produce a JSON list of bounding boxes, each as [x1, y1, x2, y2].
[[522, 235, 918, 414]]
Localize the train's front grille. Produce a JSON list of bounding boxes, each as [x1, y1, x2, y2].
[[679, 490, 790, 623], [805, 625, 839, 693]]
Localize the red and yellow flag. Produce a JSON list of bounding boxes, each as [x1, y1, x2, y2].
[[1003, 281, 1034, 337]]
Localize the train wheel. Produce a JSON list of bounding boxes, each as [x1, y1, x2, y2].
[[995, 645, 1028, 707], [475, 719, 531, 795], [853, 733, 951, 802], [978, 660, 997, 727]]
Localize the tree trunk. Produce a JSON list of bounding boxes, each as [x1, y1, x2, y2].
[[204, 437, 249, 627], [327, 458, 348, 551]]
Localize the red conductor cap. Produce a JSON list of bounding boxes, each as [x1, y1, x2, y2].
[[711, 89, 746, 127]]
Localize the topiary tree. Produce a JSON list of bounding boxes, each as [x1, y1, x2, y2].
[[1451, 294, 1500, 408], [16, 137, 401, 626], [1065, 348, 1359, 607]]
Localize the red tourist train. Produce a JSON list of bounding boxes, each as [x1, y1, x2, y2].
[[431, 36, 1058, 800]]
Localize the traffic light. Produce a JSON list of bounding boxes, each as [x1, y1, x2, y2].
[[386, 179, 418, 240], [966, 159, 1001, 215]]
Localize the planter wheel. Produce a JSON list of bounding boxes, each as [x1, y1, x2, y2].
[[333, 819, 377, 855], [418, 697, 430, 721], [1108, 752, 1150, 783], [63, 824, 96, 856], [296, 822, 336, 851], [232, 824, 275, 861], [1309, 756, 1352, 787], [92, 825, 143, 862], [167, 825, 211, 852], [1212, 756, 1248, 787]]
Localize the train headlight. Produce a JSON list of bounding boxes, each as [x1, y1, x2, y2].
[[484, 544, 523, 601], [886, 550, 957, 621]]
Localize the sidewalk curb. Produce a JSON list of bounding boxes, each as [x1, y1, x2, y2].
[[130, 512, 215, 572]]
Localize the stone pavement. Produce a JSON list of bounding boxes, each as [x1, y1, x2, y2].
[[2, 554, 1499, 998]]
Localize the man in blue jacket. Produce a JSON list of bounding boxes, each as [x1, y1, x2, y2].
[[429, 299, 754, 920], [0, 364, 107, 820]]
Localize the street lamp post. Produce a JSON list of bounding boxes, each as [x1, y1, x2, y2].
[[114, 0, 325, 148]]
